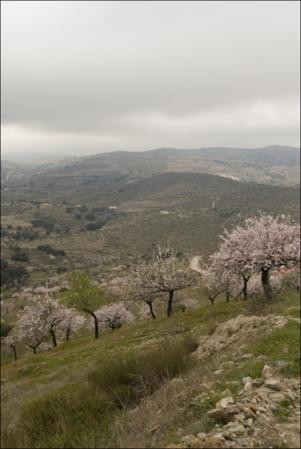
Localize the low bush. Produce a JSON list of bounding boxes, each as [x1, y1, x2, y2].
[[0, 322, 13, 337], [5, 385, 113, 448], [89, 337, 196, 406], [85, 213, 96, 221], [86, 221, 106, 231], [11, 252, 29, 262], [1, 259, 29, 286], [37, 245, 65, 257], [12, 228, 39, 241], [6, 337, 196, 448]]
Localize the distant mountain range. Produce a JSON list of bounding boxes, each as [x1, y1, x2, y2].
[[1, 145, 300, 191]]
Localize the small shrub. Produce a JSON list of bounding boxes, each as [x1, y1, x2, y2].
[[11, 252, 29, 262], [89, 338, 196, 406], [0, 228, 9, 238], [89, 353, 139, 406], [7, 385, 113, 448], [273, 399, 294, 422], [13, 228, 38, 241], [1, 259, 29, 286], [31, 218, 54, 231], [85, 213, 96, 221], [37, 245, 65, 257], [86, 222, 106, 231], [0, 322, 13, 337]]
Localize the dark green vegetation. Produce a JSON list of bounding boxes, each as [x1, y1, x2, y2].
[[37, 244, 65, 257], [1, 259, 29, 287], [1, 150, 300, 282], [1, 291, 299, 448]]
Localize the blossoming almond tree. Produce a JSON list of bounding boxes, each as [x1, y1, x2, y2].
[[95, 303, 135, 330], [243, 213, 300, 301], [213, 213, 300, 301], [133, 247, 195, 317], [120, 274, 162, 319], [15, 299, 49, 354], [15, 296, 66, 351], [57, 308, 87, 341], [2, 332, 19, 361], [210, 224, 256, 300]]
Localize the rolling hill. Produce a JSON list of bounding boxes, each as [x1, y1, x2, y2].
[[1, 170, 299, 281], [1, 145, 300, 192]]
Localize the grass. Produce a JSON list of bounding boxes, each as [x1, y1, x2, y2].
[[222, 359, 265, 382], [273, 399, 295, 423], [3, 338, 196, 448], [1, 290, 300, 448], [249, 320, 300, 377], [4, 385, 114, 448], [90, 337, 196, 406]]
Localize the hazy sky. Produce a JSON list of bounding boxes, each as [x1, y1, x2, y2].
[[1, 1, 300, 160]]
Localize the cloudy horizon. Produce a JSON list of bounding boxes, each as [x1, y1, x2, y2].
[[1, 1, 300, 161]]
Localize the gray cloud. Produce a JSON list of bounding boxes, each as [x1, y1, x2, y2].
[[1, 1, 300, 158]]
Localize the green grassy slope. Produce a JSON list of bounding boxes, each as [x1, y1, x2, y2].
[[1, 290, 300, 448]]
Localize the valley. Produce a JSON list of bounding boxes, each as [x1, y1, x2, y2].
[[1, 146, 300, 288]]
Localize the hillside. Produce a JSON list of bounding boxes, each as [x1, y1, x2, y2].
[[1, 173, 299, 283], [1, 291, 300, 448], [2, 146, 300, 189]]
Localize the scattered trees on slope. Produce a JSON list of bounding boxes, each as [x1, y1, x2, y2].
[[130, 247, 195, 317], [202, 213, 300, 302]]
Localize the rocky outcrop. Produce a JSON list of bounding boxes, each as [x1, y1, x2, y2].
[[195, 315, 288, 360], [167, 365, 300, 448]]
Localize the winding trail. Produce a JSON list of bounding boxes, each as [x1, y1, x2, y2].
[[190, 256, 202, 273]]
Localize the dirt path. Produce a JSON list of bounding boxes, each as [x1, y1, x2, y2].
[[189, 256, 202, 273]]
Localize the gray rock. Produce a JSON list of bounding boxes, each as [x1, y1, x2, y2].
[[207, 405, 241, 422], [264, 379, 282, 391], [240, 353, 253, 361], [252, 378, 265, 388], [216, 397, 234, 409], [222, 422, 245, 439], [262, 364, 274, 379], [273, 360, 290, 369], [242, 376, 253, 384], [244, 381, 253, 392]]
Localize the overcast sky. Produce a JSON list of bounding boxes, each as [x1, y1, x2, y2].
[[1, 1, 300, 160]]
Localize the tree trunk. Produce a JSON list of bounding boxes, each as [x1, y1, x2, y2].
[[261, 268, 272, 301], [33, 347, 37, 355], [66, 326, 71, 341], [50, 327, 57, 348], [210, 297, 215, 306], [147, 301, 156, 319], [242, 277, 248, 300], [91, 311, 99, 339], [225, 290, 230, 303], [167, 291, 174, 317], [11, 344, 17, 361], [83, 309, 100, 339]]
